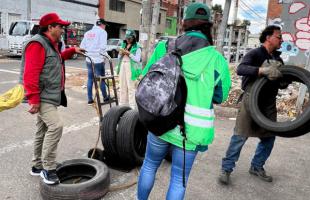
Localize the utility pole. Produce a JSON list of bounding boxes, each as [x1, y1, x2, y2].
[[27, 0, 31, 20], [216, 0, 232, 54], [140, 0, 152, 66], [177, 0, 183, 35], [148, 0, 160, 59], [227, 0, 238, 62]]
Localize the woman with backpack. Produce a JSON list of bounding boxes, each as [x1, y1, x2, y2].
[[137, 3, 231, 200], [116, 29, 142, 109]]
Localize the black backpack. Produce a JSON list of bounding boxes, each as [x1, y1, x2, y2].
[[135, 38, 187, 136]]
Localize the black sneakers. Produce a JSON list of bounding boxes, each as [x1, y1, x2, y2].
[[40, 169, 60, 185], [249, 166, 273, 182], [87, 100, 94, 105], [219, 170, 231, 185], [30, 166, 42, 176]]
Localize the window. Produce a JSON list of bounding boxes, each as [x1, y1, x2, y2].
[[9, 22, 30, 36], [158, 13, 161, 24], [109, 0, 125, 12]]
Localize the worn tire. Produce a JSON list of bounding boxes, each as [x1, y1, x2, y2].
[[271, 119, 310, 137], [87, 148, 104, 161], [40, 158, 110, 200], [101, 106, 131, 158], [249, 65, 310, 133], [116, 110, 148, 166]]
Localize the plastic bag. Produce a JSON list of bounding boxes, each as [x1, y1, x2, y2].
[[0, 84, 24, 112]]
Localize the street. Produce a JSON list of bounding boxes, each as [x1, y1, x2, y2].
[[0, 57, 309, 200]]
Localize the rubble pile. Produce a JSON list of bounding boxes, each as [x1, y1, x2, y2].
[[223, 66, 309, 117]]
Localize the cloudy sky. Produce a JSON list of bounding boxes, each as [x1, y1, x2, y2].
[[212, 0, 268, 34]]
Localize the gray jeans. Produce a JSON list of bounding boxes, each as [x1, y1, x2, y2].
[[32, 102, 63, 170]]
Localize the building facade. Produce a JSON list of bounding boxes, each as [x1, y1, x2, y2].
[[104, 0, 167, 39], [0, 0, 215, 49], [0, 0, 98, 49]]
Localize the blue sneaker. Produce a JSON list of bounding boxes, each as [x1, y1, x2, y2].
[[30, 166, 42, 176], [40, 169, 60, 185]]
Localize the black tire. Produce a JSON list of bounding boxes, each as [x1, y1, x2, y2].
[[40, 158, 110, 200], [111, 50, 118, 58], [249, 65, 310, 133], [271, 118, 310, 138], [71, 53, 78, 59], [116, 110, 148, 166], [101, 106, 131, 158], [87, 148, 103, 161]]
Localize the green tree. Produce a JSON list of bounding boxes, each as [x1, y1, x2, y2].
[[241, 19, 251, 27], [212, 4, 223, 14]]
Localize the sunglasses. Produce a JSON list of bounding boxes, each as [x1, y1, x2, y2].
[[273, 35, 282, 40]]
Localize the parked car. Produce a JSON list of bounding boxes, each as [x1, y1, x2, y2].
[[107, 38, 122, 58]]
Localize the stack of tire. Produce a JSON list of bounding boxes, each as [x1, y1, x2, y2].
[[248, 65, 310, 138], [101, 106, 148, 168]]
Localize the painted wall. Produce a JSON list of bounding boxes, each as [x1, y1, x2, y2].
[[164, 16, 177, 36], [267, 0, 310, 66]]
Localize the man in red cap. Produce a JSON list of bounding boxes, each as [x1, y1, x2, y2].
[[20, 12, 85, 185]]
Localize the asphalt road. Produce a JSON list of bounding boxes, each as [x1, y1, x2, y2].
[[0, 57, 309, 200]]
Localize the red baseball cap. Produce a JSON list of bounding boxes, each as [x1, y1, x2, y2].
[[39, 13, 70, 27]]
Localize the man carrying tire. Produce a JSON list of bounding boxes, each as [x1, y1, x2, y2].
[[219, 25, 284, 185]]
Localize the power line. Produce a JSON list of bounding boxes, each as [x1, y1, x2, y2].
[[239, 0, 266, 20], [239, 4, 266, 25], [244, 0, 267, 13]]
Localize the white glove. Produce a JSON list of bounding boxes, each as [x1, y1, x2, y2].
[[259, 60, 283, 80]]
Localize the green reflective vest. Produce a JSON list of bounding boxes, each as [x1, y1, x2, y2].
[[144, 32, 231, 151], [117, 42, 142, 80]]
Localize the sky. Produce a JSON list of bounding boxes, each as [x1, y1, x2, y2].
[[212, 0, 268, 34]]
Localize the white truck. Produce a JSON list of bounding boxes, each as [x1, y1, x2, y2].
[[7, 20, 39, 56]]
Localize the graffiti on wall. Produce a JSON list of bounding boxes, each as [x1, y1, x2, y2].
[[268, 1, 309, 64]]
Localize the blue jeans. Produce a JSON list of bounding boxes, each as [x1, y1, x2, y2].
[[86, 62, 107, 101], [137, 133, 198, 200], [222, 134, 276, 172]]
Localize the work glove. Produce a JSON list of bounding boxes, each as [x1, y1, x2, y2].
[[259, 60, 283, 81]]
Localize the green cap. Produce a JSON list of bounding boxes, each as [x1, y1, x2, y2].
[[125, 29, 136, 39], [183, 2, 210, 21]]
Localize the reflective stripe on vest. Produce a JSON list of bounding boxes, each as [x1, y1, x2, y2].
[[185, 104, 214, 117], [184, 104, 214, 128]]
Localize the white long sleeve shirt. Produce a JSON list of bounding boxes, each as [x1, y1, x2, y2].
[[80, 26, 107, 63]]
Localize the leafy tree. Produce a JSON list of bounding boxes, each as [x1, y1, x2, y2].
[[212, 4, 223, 14], [241, 19, 251, 27]]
